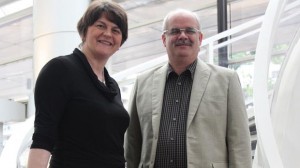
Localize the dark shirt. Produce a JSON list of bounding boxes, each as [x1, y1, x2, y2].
[[31, 48, 130, 168], [154, 60, 196, 168]]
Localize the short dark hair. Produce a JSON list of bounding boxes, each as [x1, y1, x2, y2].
[[77, 0, 128, 45]]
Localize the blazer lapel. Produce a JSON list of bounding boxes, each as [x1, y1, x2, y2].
[[152, 65, 168, 137], [187, 59, 211, 130]]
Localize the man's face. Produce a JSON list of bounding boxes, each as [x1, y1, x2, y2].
[[162, 12, 203, 63]]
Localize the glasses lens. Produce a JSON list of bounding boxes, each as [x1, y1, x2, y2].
[[165, 27, 199, 35], [170, 28, 181, 35], [185, 28, 197, 34]]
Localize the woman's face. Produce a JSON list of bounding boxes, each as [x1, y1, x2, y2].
[[82, 15, 122, 59]]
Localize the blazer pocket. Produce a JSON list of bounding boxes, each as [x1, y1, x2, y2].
[[211, 162, 228, 168], [200, 96, 226, 117]]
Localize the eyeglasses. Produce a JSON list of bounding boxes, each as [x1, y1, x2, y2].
[[163, 27, 201, 36]]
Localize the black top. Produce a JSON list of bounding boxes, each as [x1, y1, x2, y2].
[[31, 48, 130, 168]]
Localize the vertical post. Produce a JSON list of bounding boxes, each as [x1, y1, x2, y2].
[[0, 122, 3, 155], [33, 0, 90, 81], [217, 0, 228, 67]]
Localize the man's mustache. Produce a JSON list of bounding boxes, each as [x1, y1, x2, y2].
[[174, 39, 193, 46]]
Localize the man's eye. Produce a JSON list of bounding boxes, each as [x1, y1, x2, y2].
[[170, 28, 180, 34], [186, 28, 196, 34]]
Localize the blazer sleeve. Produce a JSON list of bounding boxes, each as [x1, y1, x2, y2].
[[227, 72, 252, 168], [125, 78, 143, 168]]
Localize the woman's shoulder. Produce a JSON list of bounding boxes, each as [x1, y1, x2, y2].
[[43, 52, 80, 71]]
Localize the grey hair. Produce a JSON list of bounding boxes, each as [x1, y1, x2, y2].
[[162, 9, 201, 32]]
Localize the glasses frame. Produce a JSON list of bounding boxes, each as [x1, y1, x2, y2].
[[163, 27, 201, 36]]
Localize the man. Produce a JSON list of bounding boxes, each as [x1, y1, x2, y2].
[[125, 9, 252, 168]]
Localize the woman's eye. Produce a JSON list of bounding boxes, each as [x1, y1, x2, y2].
[[112, 29, 121, 34], [97, 24, 105, 29]]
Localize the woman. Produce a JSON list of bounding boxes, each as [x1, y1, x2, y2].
[[27, 1, 129, 168]]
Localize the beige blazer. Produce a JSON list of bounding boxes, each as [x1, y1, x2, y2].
[[125, 59, 252, 168]]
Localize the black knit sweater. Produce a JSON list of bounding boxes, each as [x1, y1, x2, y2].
[[31, 48, 129, 168]]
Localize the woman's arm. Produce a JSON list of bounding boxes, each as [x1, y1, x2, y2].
[[27, 148, 51, 168]]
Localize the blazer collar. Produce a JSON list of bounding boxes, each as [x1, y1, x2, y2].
[[186, 59, 211, 130], [152, 64, 168, 137]]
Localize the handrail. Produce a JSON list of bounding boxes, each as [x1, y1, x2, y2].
[[113, 15, 264, 83]]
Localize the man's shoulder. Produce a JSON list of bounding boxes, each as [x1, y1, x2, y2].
[[137, 64, 166, 79], [201, 62, 235, 75]]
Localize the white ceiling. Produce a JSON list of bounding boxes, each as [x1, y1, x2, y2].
[[0, 0, 269, 101]]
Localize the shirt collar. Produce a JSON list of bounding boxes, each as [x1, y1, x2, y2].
[[167, 59, 197, 79]]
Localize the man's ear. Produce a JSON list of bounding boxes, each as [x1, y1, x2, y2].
[[198, 32, 203, 46], [162, 34, 167, 47]]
